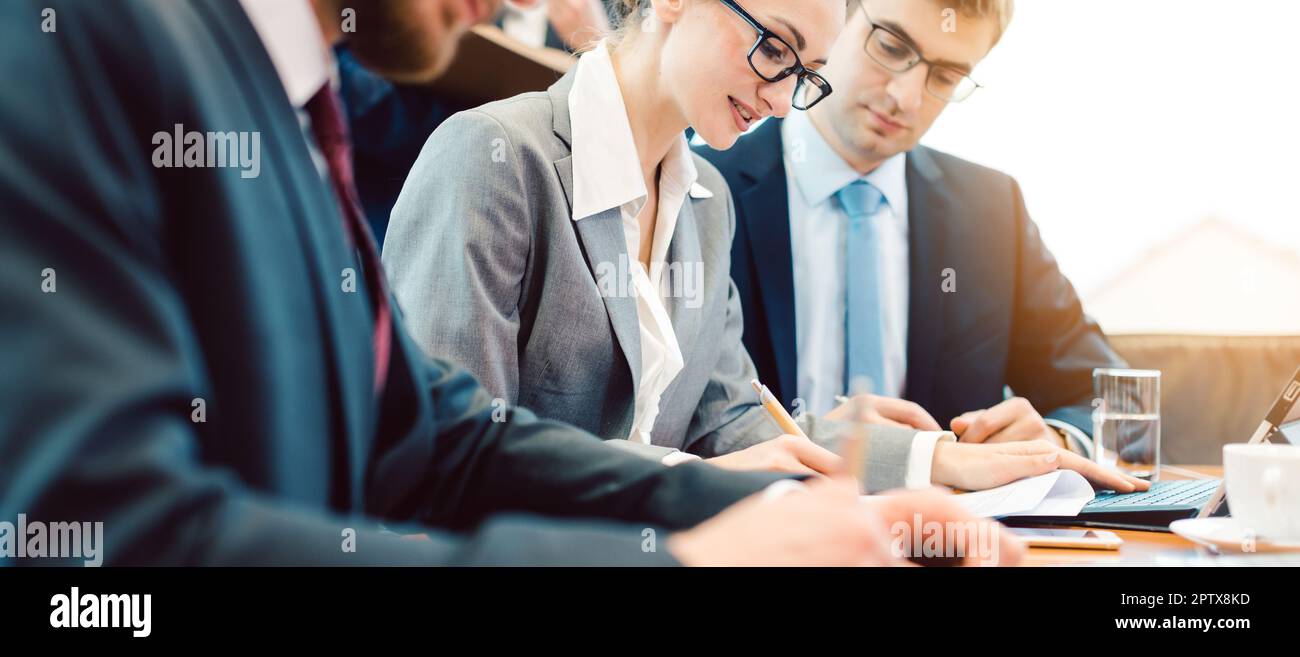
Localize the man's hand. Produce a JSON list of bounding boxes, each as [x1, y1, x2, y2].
[[861, 488, 1024, 566], [950, 397, 1065, 448], [667, 478, 903, 566], [669, 481, 1024, 566], [705, 434, 843, 476], [931, 440, 1151, 493], [824, 394, 942, 430]]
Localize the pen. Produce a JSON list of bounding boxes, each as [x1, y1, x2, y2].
[[833, 395, 869, 489], [750, 379, 809, 440]]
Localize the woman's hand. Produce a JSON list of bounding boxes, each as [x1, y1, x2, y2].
[[667, 478, 903, 566], [705, 434, 844, 476]]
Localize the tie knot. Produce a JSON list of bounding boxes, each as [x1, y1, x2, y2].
[[836, 180, 885, 219]]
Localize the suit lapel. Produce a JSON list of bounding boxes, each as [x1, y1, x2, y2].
[[553, 153, 643, 398], [666, 196, 704, 361], [903, 147, 950, 409], [737, 119, 798, 402], [206, 0, 369, 504]]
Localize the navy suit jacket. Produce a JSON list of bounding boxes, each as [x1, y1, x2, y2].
[[0, 0, 784, 566], [696, 118, 1124, 435], [338, 47, 462, 246]]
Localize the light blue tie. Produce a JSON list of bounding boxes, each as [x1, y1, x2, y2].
[[836, 180, 887, 396]]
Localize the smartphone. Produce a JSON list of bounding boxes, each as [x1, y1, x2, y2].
[[1010, 527, 1123, 550]]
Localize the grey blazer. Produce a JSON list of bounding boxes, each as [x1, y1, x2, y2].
[[383, 71, 920, 491]]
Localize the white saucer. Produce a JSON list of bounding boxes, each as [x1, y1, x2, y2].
[[1169, 518, 1300, 554]]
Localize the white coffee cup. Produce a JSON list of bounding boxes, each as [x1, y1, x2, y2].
[[1223, 443, 1300, 540]]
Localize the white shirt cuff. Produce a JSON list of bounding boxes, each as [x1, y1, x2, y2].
[[760, 479, 807, 502], [660, 450, 703, 466], [1045, 419, 1094, 459], [905, 431, 956, 489]]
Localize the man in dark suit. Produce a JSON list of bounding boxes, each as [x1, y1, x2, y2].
[[0, 0, 1011, 566], [699, 0, 1127, 466], [345, 1, 621, 245], [338, 46, 459, 244]]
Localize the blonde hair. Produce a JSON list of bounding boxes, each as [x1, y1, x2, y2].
[[609, 0, 654, 45], [613, 0, 648, 26], [610, 0, 857, 41], [609, 1, 1014, 49], [940, 0, 1016, 46]]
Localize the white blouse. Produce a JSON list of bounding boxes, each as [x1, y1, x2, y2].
[[568, 41, 713, 445]]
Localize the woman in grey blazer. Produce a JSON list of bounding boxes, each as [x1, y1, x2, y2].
[[384, 0, 939, 488]]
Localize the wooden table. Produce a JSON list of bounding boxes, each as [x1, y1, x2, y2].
[[1023, 465, 1223, 566]]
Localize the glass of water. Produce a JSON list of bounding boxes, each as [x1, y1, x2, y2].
[[1092, 368, 1161, 480]]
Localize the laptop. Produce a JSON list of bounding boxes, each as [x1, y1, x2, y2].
[[1004, 366, 1300, 531]]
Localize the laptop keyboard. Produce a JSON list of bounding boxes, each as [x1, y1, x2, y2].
[[1086, 478, 1221, 509]]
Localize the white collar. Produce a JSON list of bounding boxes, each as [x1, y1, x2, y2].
[[238, 0, 332, 108], [568, 41, 712, 222], [784, 110, 908, 214]]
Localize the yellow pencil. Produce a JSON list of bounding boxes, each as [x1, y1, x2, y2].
[[750, 379, 809, 440]]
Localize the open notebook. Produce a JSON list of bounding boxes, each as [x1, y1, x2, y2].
[[952, 470, 1094, 518]]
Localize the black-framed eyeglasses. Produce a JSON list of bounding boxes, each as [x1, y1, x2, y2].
[[720, 0, 833, 111], [856, 0, 981, 103]]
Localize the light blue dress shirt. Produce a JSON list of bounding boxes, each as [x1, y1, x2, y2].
[[781, 111, 911, 417]]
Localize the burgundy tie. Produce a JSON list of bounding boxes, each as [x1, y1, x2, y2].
[[303, 83, 392, 395]]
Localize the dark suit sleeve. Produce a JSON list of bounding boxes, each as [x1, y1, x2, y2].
[[368, 330, 787, 532], [1004, 179, 1126, 435]]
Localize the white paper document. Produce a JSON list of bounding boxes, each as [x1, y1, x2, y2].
[[952, 470, 1095, 518]]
